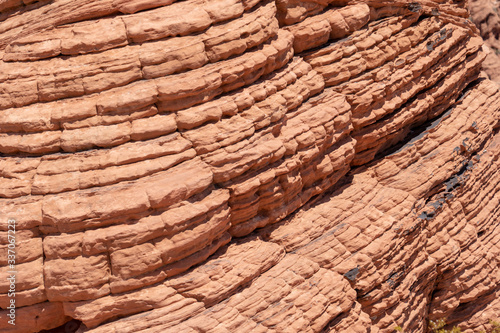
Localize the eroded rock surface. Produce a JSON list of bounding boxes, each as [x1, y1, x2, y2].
[[0, 0, 499, 332], [470, 0, 500, 84]]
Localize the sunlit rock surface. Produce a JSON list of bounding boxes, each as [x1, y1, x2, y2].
[[0, 0, 499, 332], [470, 0, 500, 84]]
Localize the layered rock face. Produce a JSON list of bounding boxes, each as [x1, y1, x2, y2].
[[0, 0, 499, 332]]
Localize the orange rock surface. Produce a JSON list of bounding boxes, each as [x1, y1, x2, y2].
[[470, 0, 500, 85], [0, 0, 499, 332]]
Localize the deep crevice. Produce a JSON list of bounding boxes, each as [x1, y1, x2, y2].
[[39, 319, 82, 333], [374, 75, 483, 160]]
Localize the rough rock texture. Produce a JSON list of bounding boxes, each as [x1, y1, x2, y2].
[[0, 0, 500, 332], [470, 0, 500, 84]]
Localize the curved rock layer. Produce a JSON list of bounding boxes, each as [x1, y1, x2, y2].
[[0, 0, 499, 332]]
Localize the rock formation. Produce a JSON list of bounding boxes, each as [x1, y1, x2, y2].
[[470, 0, 500, 84], [0, 0, 499, 332]]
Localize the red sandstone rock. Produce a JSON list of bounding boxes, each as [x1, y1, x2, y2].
[[470, 0, 500, 85], [0, 0, 499, 332]]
